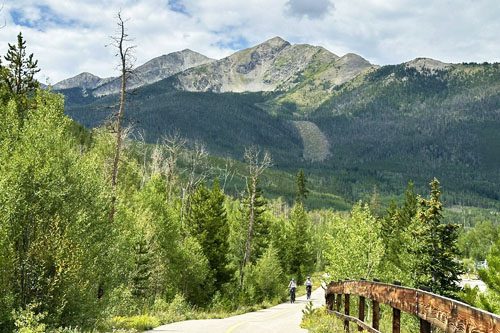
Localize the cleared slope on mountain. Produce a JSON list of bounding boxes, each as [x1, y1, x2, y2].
[[293, 121, 330, 162]]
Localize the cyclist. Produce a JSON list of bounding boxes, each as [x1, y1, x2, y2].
[[288, 278, 297, 303], [305, 276, 312, 300]]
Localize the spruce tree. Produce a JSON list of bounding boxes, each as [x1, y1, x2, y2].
[[295, 169, 309, 203], [131, 238, 152, 299], [3, 32, 39, 94], [1, 32, 39, 120], [285, 203, 314, 281], [187, 180, 231, 290], [415, 178, 462, 296], [243, 184, 269, 262]]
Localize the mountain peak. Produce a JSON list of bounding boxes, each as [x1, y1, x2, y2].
[[92, 49, 214, 96], [339, 53, 371, 65], [263, 36, 288, 45], [53, 72, 104, 90], [405, 57, 450, 73]]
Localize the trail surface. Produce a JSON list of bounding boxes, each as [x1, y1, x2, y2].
[[148, 287, 325, 333]]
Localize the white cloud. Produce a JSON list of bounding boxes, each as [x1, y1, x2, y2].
[[0, 0, 499, 83], [284, 0, 334, 19]]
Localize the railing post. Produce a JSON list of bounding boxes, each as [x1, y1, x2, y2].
[[372, 279, 380, 330], [326, 293, 334, 311], [419, 285, 432, 333], [358, 295, 365, 331], [420, 319, 431, 333], [393, 281, 401, 333], [344, 294, 350, 332]]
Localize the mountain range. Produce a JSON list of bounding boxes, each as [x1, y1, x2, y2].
[[54, 37, 500, 209]]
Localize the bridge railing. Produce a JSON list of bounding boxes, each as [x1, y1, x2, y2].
[[325, 280, 500, 333]]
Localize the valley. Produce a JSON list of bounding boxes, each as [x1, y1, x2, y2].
[[55, 37, 500, 210]]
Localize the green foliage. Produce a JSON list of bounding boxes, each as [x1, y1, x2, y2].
[[187, 180, 231, 291], [300, 307, 344, 333], [108, 315, 160, 331], [0, 90, 111, 328], [458, 220, 498, 262], [281, 203, 314, 281], [324, 202, 384, 280], [414, 178, 463, 296], [241, 185, 270, 263], [0, 32, 40, 119], [301, 301, 316, 316], [131, 238, 153, 299], [295, 169, 309, 204], [478, 240, 500, 313], [2, 32, 40, 95], [251, 246, 286, 301], [12, 303, 46, 333], [379, 182, 419, 284]]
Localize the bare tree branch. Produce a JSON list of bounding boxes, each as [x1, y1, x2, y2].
[[109, 11, 136, 223]]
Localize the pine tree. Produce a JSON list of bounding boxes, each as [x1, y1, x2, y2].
[[2, 32, 40, 96], [240, 147, 271, 286], [380, 182, 418, 277], [187, 179, 231, 290], [0, 32, 40, 121], [131, 238, 152, 299], [285, 203, 314, 282], [243, 184, 269, 263], [295, 169, 309, 204], [415, 178, 463, 296]]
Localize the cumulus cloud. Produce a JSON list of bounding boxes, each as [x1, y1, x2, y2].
[[284, 0, 334, 19], [0, 0, 499, 83]]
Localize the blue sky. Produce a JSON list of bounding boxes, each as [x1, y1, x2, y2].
[[1, 0, 499, 83]]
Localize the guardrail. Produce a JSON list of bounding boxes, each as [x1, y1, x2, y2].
[[325, 280, 500, 333]]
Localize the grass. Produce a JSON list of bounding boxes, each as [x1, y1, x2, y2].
[[301, 298, 421, 333], [98, 297, 288, 332]]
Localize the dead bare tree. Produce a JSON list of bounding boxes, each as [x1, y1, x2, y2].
[[218, 157, 236, 192], [162, 133, 186, 200], [240, 146, 272, 286], [109, 12, 135, 223], [179, 141, 209, 226]]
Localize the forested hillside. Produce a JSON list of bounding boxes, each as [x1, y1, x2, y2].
[[60, 57, 500, 209]]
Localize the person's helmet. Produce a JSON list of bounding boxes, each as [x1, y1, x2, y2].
[[307, 276, 311, 279], [292, 278, 295, 281]]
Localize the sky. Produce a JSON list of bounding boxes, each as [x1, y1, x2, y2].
[[1, 0, 499, 84]]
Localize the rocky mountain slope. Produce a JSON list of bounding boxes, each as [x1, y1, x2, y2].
[[54, 49, 214, 96], [54, 37, 373, 110], [93, 49, 214, 96], [53, 72, 113, 90], [172, 36, 374, 106]]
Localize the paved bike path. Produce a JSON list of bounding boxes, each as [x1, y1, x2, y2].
[[147, 287, 325, 333]]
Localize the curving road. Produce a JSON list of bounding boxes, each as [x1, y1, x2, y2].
[[147, 287, 325, 333]]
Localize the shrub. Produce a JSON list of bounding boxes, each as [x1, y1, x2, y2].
[[109, 315, 160, 331], [12, 303, 47, 333]]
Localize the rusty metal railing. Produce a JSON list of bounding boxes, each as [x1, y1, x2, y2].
[[325, 280, 500, 333]]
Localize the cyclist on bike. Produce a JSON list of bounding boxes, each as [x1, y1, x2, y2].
[[288, 278, 297, 303]]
